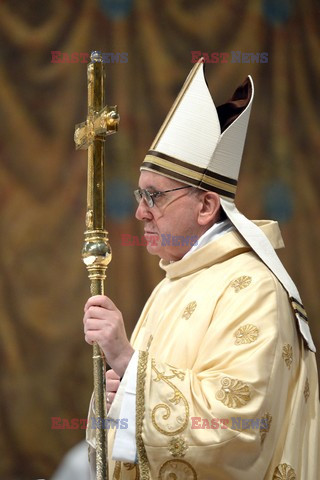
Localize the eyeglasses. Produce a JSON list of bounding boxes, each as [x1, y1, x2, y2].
[[134, 185, 192, 208]]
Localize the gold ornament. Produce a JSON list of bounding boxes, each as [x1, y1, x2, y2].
[[282, 344, 293, 370], [260, 412, 272, 443], [215, 377, 251, 408], [273, 463, 296, 479], [230, 275, 252, 292], [234, 324, 259, 345], [168, 436, 189, 457], [182, 301, 197, 319]]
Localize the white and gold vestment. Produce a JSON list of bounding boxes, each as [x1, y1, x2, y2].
[[107, 221, 319, 479]]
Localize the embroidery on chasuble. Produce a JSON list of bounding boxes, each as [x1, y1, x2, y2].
[[215, 377, 251, 408], [112, 461, 139, 480], [234, 324, 259, 345], [134, 351, 198, 479], [182, 301, 197, 320], [260, 412, 272, 444], [282, 344, 293, 369], [158, 459, 197, 479], [230, 275, 252, 292], [304, 377, 310, 402], [272, 463, 297, 479], [151, 359, 189, 436], [168, 436, 188, 457]]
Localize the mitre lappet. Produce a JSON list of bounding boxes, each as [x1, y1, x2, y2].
[[141, 59, 315, 352]]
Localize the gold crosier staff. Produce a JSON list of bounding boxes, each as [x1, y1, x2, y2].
[[74, 51, 120, 480]]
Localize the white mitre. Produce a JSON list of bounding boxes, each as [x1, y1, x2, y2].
[[141, 59, 315, 352]]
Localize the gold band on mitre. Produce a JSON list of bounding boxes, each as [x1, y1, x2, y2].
[[142, 150, 237, 200]]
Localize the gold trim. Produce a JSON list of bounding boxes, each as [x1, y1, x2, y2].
[[141, 165, 234, 201], [136, 350, 150, 479], [143, 155, 237, 194], [151, 61, 203, 150], [151, 360, 189, 436], [158, 459, 197, 479], [291, 299, 307, 318]]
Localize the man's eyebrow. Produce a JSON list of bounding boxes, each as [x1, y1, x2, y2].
[[138, 185, 158, 191]]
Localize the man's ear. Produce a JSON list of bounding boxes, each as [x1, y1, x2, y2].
[[197, 192, 221, 227]]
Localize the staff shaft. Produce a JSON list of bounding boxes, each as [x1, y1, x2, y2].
[[75, 50, 119, 479], [83, 55, 111, 480]]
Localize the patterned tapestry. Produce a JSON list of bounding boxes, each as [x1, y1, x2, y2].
[[0, 0, 319, 478]]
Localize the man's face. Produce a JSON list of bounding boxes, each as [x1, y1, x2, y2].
[[135, 171, 204, 262]]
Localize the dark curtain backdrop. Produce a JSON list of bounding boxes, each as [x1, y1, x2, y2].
[[0, 0, 319, 478]]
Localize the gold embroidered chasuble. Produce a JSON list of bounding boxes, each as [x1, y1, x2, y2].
[[109, 220, 319, 479]]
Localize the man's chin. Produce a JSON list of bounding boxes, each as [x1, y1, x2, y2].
[[145, 242, 161, 255], [145, 238, 173, 262], [146, 246, 159, 255]]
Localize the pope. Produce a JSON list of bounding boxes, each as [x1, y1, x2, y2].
[[84, 60, 319, 479]]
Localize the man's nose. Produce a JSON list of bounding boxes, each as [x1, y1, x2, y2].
[[135, 199, 152, 221]]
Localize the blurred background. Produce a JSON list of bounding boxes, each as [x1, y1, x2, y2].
[[0, 0, 319, 478]]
